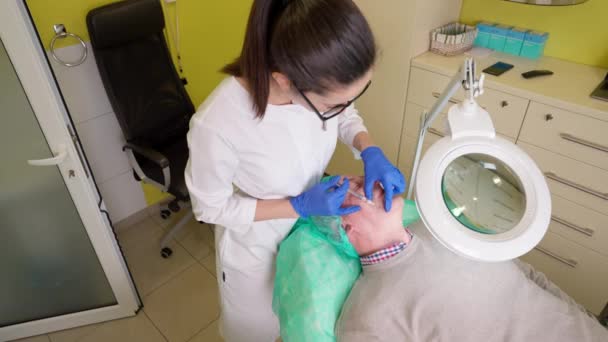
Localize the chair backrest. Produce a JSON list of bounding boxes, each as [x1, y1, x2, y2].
[[87, 0, 194, 148]]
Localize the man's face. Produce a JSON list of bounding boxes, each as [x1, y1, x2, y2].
[[341, 176, 404, 255]]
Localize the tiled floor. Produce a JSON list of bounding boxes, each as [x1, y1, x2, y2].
[[14, 206, 223, 342]]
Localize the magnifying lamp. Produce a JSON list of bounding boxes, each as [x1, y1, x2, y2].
[[408, 58, 551, 262]]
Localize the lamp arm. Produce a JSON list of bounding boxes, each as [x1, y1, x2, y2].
[[422, 71, 465, 132], [406, 61, 469, 200]]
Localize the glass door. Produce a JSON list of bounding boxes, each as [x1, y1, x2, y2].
[[0, 2, 139, 341], [0, 36, 119, 328]]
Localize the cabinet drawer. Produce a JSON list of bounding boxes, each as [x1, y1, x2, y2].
[[407, 67, 528, 138], [403, 102, 517, 143], [397, 132, 440, 181], [407, 67, 465, 109], [520, 231, 608, 315], [402, 102, 448, 139], [518, 142, 608, 214], [550, 194, 608, 257], [476, 89, 528, 140], [520, 102, 608, 171]]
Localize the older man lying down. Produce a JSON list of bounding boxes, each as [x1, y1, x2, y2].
[[336, 177, 608, 342]]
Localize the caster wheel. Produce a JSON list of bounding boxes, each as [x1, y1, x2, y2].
[[161, 247, 173, 258], [160, 209, 171, 220], [168, 201, 181, 213]]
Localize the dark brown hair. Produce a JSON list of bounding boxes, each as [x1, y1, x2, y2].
[[223, 0, 376, 118]]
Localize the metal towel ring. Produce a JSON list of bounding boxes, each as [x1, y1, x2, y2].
[[50, 24, 87, 67]]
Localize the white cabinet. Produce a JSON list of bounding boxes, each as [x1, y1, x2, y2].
[[519, 141, 608, 214], [548, 194, 608, 257], [517, 107, 608, 317], [407, 67, 529, 138], [404, 51, 608, 317], [519, 102, 608, 171], [520, 230, 608, 315]]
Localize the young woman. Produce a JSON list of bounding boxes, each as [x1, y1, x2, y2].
[[184, 0, 406, 340]]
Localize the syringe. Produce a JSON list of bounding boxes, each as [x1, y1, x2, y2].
[[346, 189, 375, 207]]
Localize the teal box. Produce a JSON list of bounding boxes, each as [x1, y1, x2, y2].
[[474, 22, 495, 48], [504, 28, 527, 56], [521, 31, 549, 59], [488, 25, 511, 51]]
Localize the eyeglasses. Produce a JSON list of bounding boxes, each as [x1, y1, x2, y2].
[[295, 80, 372, 130]]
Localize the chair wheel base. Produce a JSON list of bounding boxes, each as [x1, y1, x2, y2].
[[160, 209, 171, 219], [161, 247, 173, 258]]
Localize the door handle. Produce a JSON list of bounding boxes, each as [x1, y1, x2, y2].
[[551, 216, 595, 237], [427, 128, 446, 137], [534, 246, 578, 268], [432, 92, 460, 104], [560, 133, 608, 153], [544, 172, 608, 200], [28, 144, 67, 166]]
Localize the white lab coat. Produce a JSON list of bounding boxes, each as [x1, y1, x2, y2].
[[185, 77, 367, 342]]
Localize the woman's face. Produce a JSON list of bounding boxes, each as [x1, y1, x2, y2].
[[294, 70, 373, 113]]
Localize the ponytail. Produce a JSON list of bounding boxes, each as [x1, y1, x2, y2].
[[222, 0, 287, 117], [223, 0, 376, 119]]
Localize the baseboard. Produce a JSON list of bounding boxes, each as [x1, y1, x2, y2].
[[114, 206, 153, 232]]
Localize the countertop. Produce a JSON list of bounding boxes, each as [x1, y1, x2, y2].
[[411, 51, 608, 121]]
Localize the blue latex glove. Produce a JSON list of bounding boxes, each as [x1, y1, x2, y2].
[[361, 146, 406, 212], [289, 176, 361, 218]]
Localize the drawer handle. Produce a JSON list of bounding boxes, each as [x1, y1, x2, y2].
[[544, 172, 608, 201], [534, 246, 578, 268], [501, 100, 509, 108], [551, 216, 595, 237], [432, 92, 460, 104], [560, 133, 608, 154], [427, 128, 446, 137], [432, 92, 488, 110]]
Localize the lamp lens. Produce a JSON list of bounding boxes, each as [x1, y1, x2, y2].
[[442, 153, 526, 234]]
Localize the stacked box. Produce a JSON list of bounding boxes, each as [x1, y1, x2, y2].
[[488, 24, 512, 51], [474, 22, 495, 48], [504, 27, 528, 56], [521, 31, 549, 60]]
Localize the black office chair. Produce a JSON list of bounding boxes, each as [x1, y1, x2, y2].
[[87, 0, 194, 258]]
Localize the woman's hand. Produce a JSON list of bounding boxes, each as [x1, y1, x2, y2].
[[361, 146, 406, 212], [289, 176, 361, 218]]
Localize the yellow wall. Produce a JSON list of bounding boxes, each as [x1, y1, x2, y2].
[[26, 0, 252, 204], [460, 0, 608, 68]]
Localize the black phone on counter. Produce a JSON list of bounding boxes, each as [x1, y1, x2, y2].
[[483, 62, 514, 76]]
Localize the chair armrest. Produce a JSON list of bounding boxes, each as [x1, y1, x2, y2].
[[123, 143, 169, 168], [123, 143, 171, 192]]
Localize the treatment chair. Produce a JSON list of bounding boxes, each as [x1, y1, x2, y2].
[[87, 0, 195, 258]]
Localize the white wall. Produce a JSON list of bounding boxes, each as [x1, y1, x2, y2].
[[411, 0, 464, 58], [48, 43, 147, 223], [327, 0, 463, 176]]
